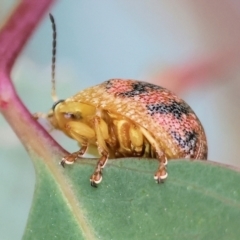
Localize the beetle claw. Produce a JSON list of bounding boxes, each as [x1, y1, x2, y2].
[[157, 178, 164, 184], [154, 166, 168, 184], [90, 181, 98, 188], [90, 168, 102, 187], [60, 159, 65, 168]]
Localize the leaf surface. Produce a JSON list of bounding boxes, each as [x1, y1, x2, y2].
[[23, 158, 240, 240]]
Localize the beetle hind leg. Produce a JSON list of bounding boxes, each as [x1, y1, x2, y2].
[[139, 126, 168, 183], [154, 152, 168, 183]]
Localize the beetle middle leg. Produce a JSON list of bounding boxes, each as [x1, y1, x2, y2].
[[90, 116, 109, 187]]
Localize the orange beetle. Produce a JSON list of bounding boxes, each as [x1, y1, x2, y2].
[[39, 14, 207, 187]]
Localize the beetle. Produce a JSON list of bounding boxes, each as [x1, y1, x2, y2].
[[39, 14, 208, 187]]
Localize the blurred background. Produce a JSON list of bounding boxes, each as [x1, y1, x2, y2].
[[1, 0, 240, 239]]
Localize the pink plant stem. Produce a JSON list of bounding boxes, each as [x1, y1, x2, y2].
[[0, 0, 66, 157]]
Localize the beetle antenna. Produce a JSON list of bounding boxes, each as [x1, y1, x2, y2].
[[49, 13, 58, 102]]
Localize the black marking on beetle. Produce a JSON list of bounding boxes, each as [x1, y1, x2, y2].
[[171, 130, 198, 156], [118, 82, 164, 97], [146, 100, 192, 120], [104, 79, 164, 97], [104, 79, 114, 89]]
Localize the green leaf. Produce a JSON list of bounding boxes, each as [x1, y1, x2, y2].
[[23, 158, 240, 240]]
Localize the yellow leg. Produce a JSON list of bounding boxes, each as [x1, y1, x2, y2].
[[113, 119, 144, 157], [90, 117, 109, 187], [60, 121, 95, 166], [129, 124, 144, 156], [139, 126, 168, 183]]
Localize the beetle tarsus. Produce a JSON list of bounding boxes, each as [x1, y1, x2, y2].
[[61, 148, 86, 167], [90, 169, 102, 186]]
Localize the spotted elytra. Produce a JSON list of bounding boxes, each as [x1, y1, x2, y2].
[[38, 14, 208, 188]]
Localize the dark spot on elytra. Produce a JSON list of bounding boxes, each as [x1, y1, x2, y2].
[[119, 82, 163, 97], [171, 130, 198, 156], [146, 100, 191, 120], [105, 80, 114, 89], [104, 80, 164, 97]]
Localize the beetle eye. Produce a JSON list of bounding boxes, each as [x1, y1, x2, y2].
[[64, 113, 73, 119], [64, 112, 82, 120], [52, 99, 65, 111]]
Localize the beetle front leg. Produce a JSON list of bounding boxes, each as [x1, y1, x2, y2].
[[60, 121, 95, 166], [60, 144, 88, 167], [90, 117, 109, 187]]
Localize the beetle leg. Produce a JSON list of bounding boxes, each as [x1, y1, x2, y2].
[[113, 120, 144, 157], [90, 153, 108, 188], [139, 126, 168, 183], [129, 124, 144, 156], [60, 144, 88, 167], [60, 121, 95, 166], [154, 152, 168, 184], [113, 119, 131, 156], [90, 117, 109, 187], [32, 112, 48, 119]]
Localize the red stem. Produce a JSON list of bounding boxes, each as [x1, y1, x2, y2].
[[0, 0, 53, 71], [0, 0, 66, 157]]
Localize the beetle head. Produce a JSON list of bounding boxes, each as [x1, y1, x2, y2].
[[48, 100, 96, 130]]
